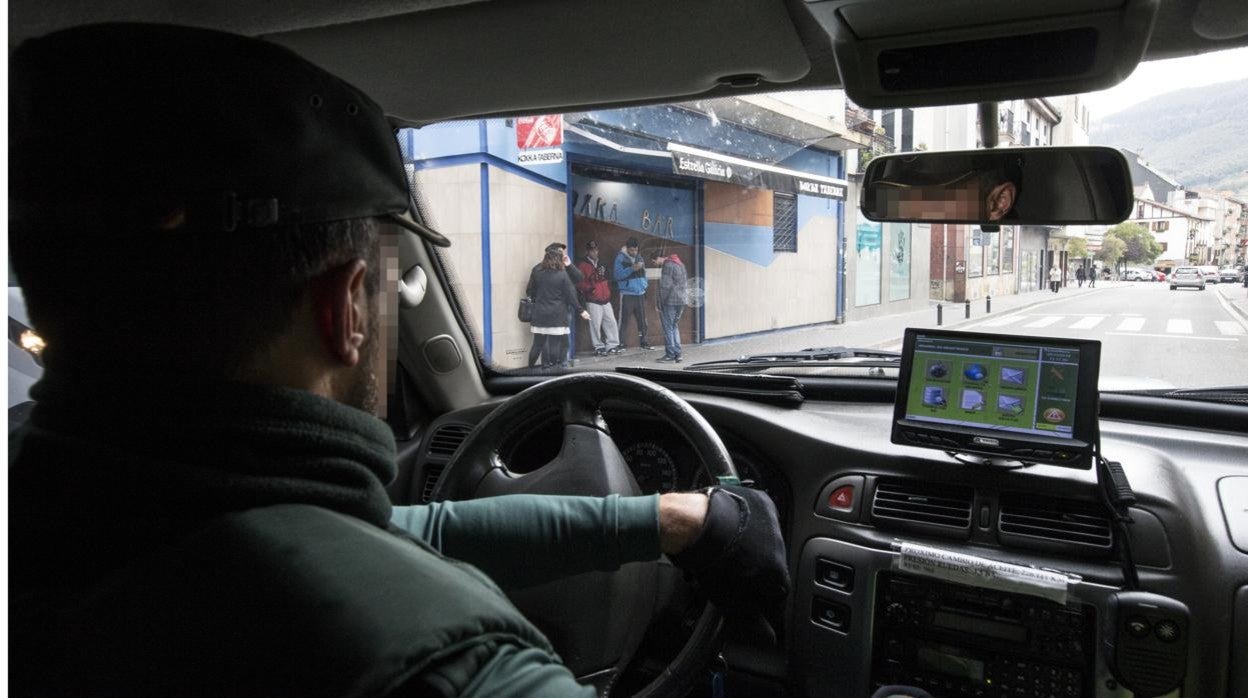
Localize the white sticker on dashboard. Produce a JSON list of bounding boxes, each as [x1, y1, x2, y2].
[[896, 542, 1070, 605]]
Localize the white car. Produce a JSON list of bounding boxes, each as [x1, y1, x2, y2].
[[1169, 266, 1206, 291]]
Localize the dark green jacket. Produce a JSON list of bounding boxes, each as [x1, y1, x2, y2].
[[9, 372, 659, 696]]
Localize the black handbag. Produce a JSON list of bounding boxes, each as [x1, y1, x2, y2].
[[518, 296, 534, 323]]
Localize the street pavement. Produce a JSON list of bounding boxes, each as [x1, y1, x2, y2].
[[954, 281, 1248, 389], [572, 279, 1248, 389]]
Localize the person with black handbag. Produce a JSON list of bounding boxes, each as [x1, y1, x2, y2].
[[526, 242, 589, 368]]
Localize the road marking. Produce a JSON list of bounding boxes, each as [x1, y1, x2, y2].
[[1024, 316, 1063, 328], [1166, 319, 1193, 334], [1115, 317, 1145, 332], [1106, 332, 1237, 342], [979, 315, 1029, 327], [1216, 321, 1246, 336], [1069, 316, 1104, 330]]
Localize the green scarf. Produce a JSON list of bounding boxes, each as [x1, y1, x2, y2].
[[14, 371, 398, 532]]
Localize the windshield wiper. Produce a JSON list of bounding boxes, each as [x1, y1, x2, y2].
[[1153, 386, 1248, 406], [686, 346, 901, 372]]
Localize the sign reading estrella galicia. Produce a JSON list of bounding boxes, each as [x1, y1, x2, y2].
[[669, 150, 846, 200]]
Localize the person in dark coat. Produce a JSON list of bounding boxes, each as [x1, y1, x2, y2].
[[527, 242, 589, 367]]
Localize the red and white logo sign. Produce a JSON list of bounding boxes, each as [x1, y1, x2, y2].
[[516, 115, 564, 150]]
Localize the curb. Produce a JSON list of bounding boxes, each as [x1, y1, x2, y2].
[[865, 285, 1114, 349], [1215, 285, 1248, 323]]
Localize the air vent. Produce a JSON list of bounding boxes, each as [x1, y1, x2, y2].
[[426, 423, 472, 459], [871, 480, 973, 538], [998, 495, 1113, 555], [420, 465, 445, 504]]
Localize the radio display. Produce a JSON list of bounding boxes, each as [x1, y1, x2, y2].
[[933, 610, 1028, 643], [916, 642, 985, 682], [903, 334, 1081, 439]]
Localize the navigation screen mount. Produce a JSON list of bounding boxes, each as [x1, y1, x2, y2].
[[891, 328, 1101, 469]]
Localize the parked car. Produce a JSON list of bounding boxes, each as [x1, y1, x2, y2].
[[1198, 265, 1221, 283], [1153, 270, 1167, 282], [1220, 266, 1243, 283], [1169, 266, 1207, 291]]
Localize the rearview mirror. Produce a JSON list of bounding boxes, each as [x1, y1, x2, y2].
[[860, 147, 1133, 226]]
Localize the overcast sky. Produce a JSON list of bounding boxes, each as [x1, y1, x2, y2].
[[1078, 46, 1248, 120]]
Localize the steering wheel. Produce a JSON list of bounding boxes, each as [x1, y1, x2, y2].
[[431, 372, 738, 697]]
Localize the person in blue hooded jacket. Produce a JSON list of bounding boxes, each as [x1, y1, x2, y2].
[[613, 237, 653, 350]]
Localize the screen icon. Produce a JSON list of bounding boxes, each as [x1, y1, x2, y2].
[[1043, 407, 1067, 423], [963, 363, 987, 382], [999, 366, 1026, 387], [922, 386, 947, 408], [997, 395, 1024, 416], [960, 389, 985, 411], [926, 360, 949, 379]]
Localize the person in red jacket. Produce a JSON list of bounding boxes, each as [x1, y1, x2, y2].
[[575, 240, 623, 356]]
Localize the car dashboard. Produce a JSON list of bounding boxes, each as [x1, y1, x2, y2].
[[396, 388, 1248, 698]]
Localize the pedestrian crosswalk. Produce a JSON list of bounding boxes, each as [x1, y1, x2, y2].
[[968, 313, 1245, 339]]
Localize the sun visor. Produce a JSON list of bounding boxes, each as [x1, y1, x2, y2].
[[806, 0, 1159, 108]]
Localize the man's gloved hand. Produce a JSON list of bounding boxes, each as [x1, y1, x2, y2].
[[670, 486, 790, 637]]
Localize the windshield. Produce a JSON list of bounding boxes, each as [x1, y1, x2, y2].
[[402, 49, 1248, 392]]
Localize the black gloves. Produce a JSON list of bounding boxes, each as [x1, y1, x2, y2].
[[671, 486, 790, 636]]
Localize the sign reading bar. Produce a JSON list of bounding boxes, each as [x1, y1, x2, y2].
[[516, 115, 565, 165], [670, 148, 846, 201]]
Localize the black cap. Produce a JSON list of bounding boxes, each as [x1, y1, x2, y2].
[[874, 153, 1022, 189], [545, 241, 567, 255], [10, 23, 450, 246], [626, 237, 640, 248]]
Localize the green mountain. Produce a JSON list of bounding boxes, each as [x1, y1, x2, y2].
[[1090, 77, 1248, 198]]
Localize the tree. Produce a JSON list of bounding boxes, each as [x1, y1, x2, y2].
[[1095, 236, 1126, 268], [1104, 222, 1162, 265], [1067, 237, 1088, 259]]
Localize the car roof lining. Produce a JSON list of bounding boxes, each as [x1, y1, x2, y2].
[[8, 0, 1248, 125]]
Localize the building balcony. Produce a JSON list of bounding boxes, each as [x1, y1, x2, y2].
[[845, 104, 876, 135]]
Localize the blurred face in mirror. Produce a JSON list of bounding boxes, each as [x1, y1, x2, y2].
[[881, 170, 1017, 222]]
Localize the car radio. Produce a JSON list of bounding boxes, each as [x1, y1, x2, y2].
[[871, 572, 1095, 697]]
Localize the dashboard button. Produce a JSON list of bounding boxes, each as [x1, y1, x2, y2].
[[815, 558, 855, 591], [811, 597, 850, 632], [1125, 616, 1151, 638], [815, 475, 865, 522]]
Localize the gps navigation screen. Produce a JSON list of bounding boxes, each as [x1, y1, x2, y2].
[[903, 334, 1080, 439]]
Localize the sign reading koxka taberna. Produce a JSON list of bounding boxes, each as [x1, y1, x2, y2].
[[515, 115, 564, 165]]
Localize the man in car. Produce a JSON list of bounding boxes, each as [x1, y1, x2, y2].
[[874, 155, 1020, 222], [7, 23, 788, 696]]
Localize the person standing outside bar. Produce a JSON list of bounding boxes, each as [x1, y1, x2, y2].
[[527, 242, 589, 368], [614, 237, 653, 350], [1049, 263, 1062, 293], [651, 251, 688, 363], [576, 240, 622, 356]]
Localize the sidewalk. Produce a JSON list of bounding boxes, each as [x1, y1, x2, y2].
[[1215, 281, 1248, 321], [574, 281, 1125, 368]]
